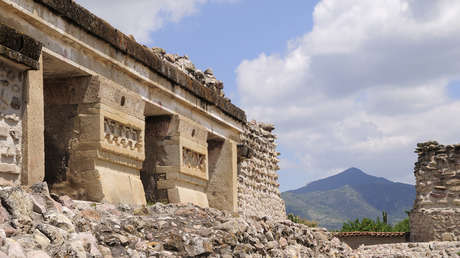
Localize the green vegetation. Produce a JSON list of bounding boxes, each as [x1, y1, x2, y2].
[[340, 211, 410, 232], [287, 213, 318, 227]]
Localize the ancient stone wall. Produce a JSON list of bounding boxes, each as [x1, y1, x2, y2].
[[410, 141, 460, 242], [0, 60, 24, 185], [238, 121, 286, 220]]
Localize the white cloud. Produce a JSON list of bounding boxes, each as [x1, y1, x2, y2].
[[76, 0, 237, 43], [236, 0, 460, 190]]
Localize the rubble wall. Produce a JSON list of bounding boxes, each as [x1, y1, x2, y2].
[[410, 141, 460, 242], [0, 60, 24, 186], [238, 121, 286, 219], [354, 241, 460, 257]]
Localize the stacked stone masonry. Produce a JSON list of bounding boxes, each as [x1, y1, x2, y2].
[[0, 61, 24, 185], [238, 121, 286, 220], [410, 141, 460, 242], [354, 241, 460, 257]]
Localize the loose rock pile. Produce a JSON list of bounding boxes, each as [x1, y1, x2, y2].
[[151, 48, 226, 99], [0, 183, 354, 257], [0, 183, 460, 257]]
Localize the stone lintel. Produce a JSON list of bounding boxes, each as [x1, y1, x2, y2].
[[0, 23, 42, 70]]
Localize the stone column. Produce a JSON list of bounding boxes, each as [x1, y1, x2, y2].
[[22, 55, 44, 185], [142, 115, 209, 208], [207, 139, 238, 213], [46, 76, 146, 205]]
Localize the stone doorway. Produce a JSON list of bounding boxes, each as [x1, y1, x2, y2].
[[42, 53, 89, 190]]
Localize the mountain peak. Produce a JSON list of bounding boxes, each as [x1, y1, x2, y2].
[[341, 167, 366, 175], [289, 167, 391, 194]]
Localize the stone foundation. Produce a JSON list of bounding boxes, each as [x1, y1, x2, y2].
[[237, 121, 286, 220], [410, 141, 460, 242]]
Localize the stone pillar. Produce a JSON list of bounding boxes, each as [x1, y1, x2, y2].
[[142, 115, 209, 208], [207, 139, 238, 213], [22, 55, 44, 185], [46, 76, 146, 205]]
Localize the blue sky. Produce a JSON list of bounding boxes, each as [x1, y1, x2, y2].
[[79, 0, 460, 191], [148, 0, 319, 104]]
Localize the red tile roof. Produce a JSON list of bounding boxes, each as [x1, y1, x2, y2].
[[333, 232, 408, 238]]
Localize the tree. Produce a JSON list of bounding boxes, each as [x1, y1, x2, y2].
[[287, 213, 318, 227], [340, 211, 410, 232]]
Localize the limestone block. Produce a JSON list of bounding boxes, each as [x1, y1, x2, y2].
[[0, 163, 18, 174], [0, 127, 8, 138], [96, 160, 146, 205]]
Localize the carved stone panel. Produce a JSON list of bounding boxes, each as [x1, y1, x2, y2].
[[182, 147, 206, 173], [103, 117, 143, 153]]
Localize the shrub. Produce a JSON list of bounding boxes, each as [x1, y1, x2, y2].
[[288, 213, 318, 227], [340, 212, 410, 232]]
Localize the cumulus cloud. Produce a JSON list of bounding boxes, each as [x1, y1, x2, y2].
[[76, 0, 237, 43], [236, 0, 460, 190]]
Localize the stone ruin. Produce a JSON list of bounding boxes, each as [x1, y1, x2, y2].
[[410, 141, 460, 242], [0, 0, 285, 219]]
